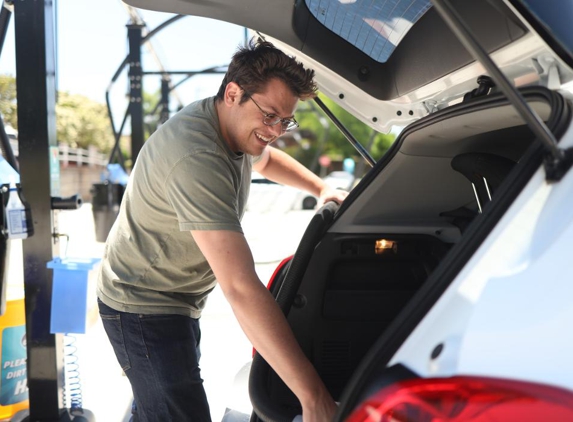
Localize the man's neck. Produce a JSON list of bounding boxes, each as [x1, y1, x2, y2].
[[215, 98, 239, 153]]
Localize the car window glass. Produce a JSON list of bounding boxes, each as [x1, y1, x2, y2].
[[305, 0, 432, 63]]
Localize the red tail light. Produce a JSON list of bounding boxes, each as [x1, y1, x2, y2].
[[266, 255, 293, 290], [346, 376, 573, 422]]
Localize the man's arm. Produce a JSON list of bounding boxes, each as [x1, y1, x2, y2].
[[254, 147, 348, 206], [191, 229, 337, 422]]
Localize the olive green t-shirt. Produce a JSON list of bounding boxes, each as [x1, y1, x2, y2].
[[97, 97, 253, 318]]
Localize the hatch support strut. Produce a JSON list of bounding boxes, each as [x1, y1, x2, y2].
[[431, 0, 573, 182], [313, 97, 376, 168]]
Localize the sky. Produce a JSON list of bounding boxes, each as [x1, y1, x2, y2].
[[1, 0, 247, 126]]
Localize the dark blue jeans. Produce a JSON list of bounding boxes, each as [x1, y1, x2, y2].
[[98, 299, 212, 422]]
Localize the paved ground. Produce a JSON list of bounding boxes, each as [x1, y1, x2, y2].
[[52, 202, 315, 422]]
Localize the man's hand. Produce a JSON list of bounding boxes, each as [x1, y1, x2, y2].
[[317, 186, 348, 208], [255, 148, 351, 210], [301, 389, 338, 422]]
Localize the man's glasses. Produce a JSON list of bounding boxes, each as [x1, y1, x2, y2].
[[248, 96, 299, 132]]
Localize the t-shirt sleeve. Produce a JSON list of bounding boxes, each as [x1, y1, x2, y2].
[[166, 151, 243, 233]]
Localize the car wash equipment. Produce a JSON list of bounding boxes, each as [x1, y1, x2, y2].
[[2, 182, 33, 240]]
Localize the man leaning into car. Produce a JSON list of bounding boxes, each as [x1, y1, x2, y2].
[[96, 38, 346, 422]]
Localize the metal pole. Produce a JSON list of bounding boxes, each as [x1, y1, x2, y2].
[[0, 117, 18, 171], [160, 78, 170, 124], [107, 105, 129, 167], [13, 0, 64, 419], [127, 23, 145, 165], [313, 97, 376, 168], [105, 15, 187, 157], [0, 4, 12, 57]]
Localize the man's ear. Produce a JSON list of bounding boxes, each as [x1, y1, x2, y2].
[[224, 82, 242, 107]]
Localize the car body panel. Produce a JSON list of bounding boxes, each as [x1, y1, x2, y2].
[[389, 118, 573, 391], [123, 0, 573, 132], [330, 95, 552, 240]]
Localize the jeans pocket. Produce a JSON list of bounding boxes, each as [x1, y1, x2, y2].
[[100, 313, 131, 372]]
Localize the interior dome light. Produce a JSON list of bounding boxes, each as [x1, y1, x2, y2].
[[375, 239, 396, 254]]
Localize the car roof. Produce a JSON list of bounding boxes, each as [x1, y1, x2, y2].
[[124, 0, 573, 132]]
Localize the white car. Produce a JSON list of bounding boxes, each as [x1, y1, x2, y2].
[[322, 171, 356, 191], [248, 172, 320, 212], [125, 0, 573, 421], [297, 171, 357, 210]]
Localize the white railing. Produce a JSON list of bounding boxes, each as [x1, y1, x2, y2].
[[8, 140, 108, 167], [58, 144, 108, 167]]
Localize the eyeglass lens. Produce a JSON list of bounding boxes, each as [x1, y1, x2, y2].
[[263, 115, 297, 131], [248, 96, 298, 131]]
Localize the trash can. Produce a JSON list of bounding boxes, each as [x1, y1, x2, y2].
[[91, 182, 124, 243], [48, 257, 101, 335]]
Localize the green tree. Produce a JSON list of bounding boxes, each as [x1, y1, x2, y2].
[[0, 75, 115, 154], [56, 91, 114, 153], [294, 93, 395, 176], [143, 88, 161, 139], [0, 74, 17, 128]]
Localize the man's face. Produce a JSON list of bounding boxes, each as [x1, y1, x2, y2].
[[226, 78, 299, 156]]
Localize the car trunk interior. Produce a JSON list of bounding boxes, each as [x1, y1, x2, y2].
[[249, 87, 572, 421]]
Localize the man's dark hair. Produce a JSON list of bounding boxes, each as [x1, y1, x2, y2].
[[216, 37, 317, 103]]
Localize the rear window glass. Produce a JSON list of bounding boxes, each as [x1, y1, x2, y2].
[[305, 0, 432, 63]]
